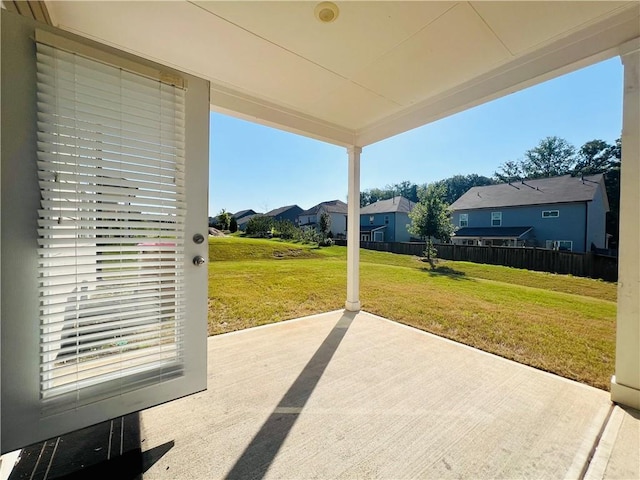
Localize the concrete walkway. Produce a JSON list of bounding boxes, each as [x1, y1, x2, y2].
[[136, 310, 637, 479]]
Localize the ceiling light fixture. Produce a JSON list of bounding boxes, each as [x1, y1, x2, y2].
[[315, 2, 339, 23]]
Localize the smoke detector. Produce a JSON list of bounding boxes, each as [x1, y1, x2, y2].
[[315, 2, 339, 23]]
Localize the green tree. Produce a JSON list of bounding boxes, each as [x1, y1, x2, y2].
[[360, 181, 420, 206], [435, 174, 495, 204], [521, 136, 576, 178], [319, 211, 331, 239], [360, 187, 387, 206], [494, 160, 523, 183], [408, 184, 455, 264], [394, 180, 419, 203], [603, 138, 621, 248], [570, 138, 620, 248], [573, 139, 616, 176], [217, 209, 231, 231], [275, 220, 296, 239], [245, 215, 274, 237], [229, 216, 238, 233]]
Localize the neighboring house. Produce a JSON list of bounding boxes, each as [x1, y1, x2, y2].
[[449, 174, 609, 253], [359, 196, 416, 243], [298, 200, 348, 237], [265, 205, 303, 225], [210, 209, 255, 228], [236, 213, 262, 231], [232, 209, 257, 221], [232, 209, 258, 231]]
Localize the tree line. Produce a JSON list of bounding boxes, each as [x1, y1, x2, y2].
[[362, 136, 621, 247]]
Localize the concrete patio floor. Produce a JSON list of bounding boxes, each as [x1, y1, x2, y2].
[[8, 309, 638, 479], [135, 310, 637, 479]]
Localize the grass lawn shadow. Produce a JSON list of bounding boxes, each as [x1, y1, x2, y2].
[[421, 263, 471, 280]]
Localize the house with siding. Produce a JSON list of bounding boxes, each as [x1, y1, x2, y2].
[[265, 205, 303, 225], [359, 197, 415, 242], [449, 174, 609, 252], [210, 208, 257, 230], [298, 200, 348, 237], [236, 213, 262, 231], [232, 209, 257, 222]]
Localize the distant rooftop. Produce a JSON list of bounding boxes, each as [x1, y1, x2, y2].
[[232, 209, 257, 220], [236, 213, 261, 226], [360, 196, 415, 214], [450, 174, 607, 211], [265, 205, 302, 217], [300, 200, 348, 215]]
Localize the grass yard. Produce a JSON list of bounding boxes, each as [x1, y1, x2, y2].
[[208, 237, 617, 390]]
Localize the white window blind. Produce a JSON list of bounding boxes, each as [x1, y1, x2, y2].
[[36, 42, 186, 408]]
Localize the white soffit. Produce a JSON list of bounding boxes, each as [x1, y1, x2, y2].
[[471, 1, 635, 56], [352, 3, 512, 105], [193, 1, 456, 79], [45, 1, 640, 147]]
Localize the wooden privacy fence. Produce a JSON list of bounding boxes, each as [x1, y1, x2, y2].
[[334, 240, 618, 281]]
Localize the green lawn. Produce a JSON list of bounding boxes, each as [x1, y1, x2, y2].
[[208, 237, 617, 390]]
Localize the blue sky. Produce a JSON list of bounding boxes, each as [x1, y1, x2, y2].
[[209, 57, 622, 216]]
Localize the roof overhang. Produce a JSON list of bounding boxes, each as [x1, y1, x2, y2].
[[42, 1, 640, 147]]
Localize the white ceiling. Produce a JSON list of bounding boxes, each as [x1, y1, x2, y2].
[[45, 1, 640, 147]]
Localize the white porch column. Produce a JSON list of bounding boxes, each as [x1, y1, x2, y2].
[[346, 146, 362, 311], [611, 40, 640, 409]]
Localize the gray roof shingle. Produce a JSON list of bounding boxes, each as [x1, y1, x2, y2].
[[450, 174, 606, 211], [232, 209, 257, 220], [360, 196, 415, 214], [236, 213, 261, 226], [300, 200, 347, 215], [265, 205, 302, 217]]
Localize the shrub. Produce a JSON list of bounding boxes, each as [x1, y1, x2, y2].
[[245, 215, 274, 237], [318, 237, 334, 247], [293, 227, 320, 244], [276, 220, 297, 240]]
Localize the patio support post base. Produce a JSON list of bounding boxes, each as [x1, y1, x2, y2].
[[612, 39, 640, 410], [345, 300, 361, 312], [611, 376, 640, 409], [346, 146, 362, 312]]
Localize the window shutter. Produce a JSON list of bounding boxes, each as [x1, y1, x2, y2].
[[36, 42, 187, 411]]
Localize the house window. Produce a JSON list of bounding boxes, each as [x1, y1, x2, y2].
[[558, 241, 572, 251], [361, 233, 370, 242], [542, 210, 559, 218], [546, 240, 573, 251], [459, 213, 468, 227], [491, 212, 502, 226], [374, 230, 384, 242], [384, 215, 389, 225], [369, 215, 374, 225]]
